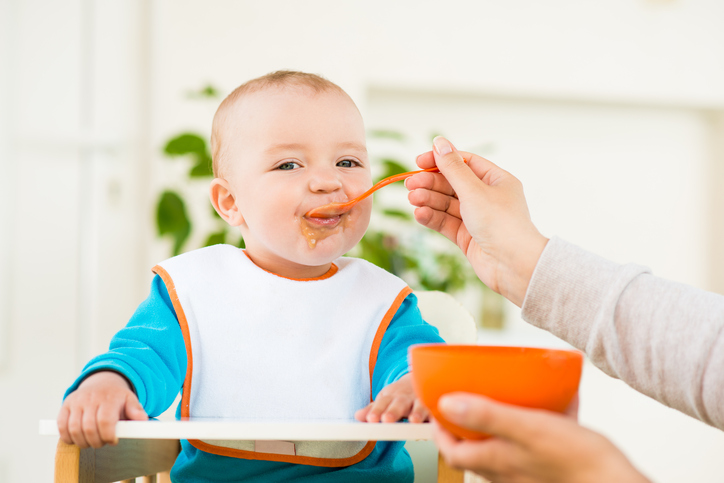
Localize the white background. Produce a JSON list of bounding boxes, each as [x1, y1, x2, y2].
[[2, 0, 724, 481]]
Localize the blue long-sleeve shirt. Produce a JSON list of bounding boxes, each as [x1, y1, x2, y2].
[[65, 274, 443, 482]]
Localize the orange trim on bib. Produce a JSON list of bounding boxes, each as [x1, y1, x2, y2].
[[152, 265, 194, 418], [242, 250, 339, 281], [190, 439, 376, 467], [368, 286, 413, 398]]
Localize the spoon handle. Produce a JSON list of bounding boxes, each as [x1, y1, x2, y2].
[[356, 166, 440, 201]]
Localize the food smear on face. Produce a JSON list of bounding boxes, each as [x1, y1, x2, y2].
[[298, 212, 354, 249]]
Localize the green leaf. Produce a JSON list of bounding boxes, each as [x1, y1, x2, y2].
[[368, 129, 405, 141], [381, 208, 412, 221], [189, 155, 214, 177], [375, 159, 409, 183], [417, 252, 469, 292], [199, 85, 219, 98], [156, 190, 192, 256], [357, 232, 394, 272], [356, 231, 414, 277], [204, 230, 226, 247], [163, 133, 214, 178], [187, 84, 220, 99], [164, 133, 207, 156]]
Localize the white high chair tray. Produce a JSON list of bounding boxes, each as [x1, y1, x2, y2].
[[39, 418, 433, 441]]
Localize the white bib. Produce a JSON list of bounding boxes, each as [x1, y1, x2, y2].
[[153, 245, 411, 466]]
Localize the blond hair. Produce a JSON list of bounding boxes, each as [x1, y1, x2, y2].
[[210, 70, 348, 177]]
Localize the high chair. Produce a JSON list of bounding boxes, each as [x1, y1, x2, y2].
[[51, 290, 482, 483]]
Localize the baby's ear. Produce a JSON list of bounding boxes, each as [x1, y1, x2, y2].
[[209, 178, 244, 226]]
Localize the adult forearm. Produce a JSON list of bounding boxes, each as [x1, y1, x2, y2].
[[522, 237, 724, 429]]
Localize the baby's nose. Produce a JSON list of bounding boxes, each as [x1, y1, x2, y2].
[[308, 170, 343, 193]]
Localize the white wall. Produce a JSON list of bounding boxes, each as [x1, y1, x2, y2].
[[0, 1, 151, 481], [4, 0, 724, 481]]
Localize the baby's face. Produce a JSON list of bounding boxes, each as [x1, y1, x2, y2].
[[220, 88, 372, 274]]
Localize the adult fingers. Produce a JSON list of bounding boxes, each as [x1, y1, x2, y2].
[[431, 138, 491, 203], [408, 185, 461, 219], [439, 393, 546, 444], [415, 150, 436, 169], [418, 148, 512, 189], [432, 419, 462, 456], [433, 420, 521, 479], [444, 438, 521, 480], [412, 206, 463, 245], [405, 171, 456, 197]]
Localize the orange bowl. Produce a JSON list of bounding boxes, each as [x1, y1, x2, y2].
[[410, 344, 583, 440]]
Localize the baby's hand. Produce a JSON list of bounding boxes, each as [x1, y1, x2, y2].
[[57, 371, 147, 449], [355, 373, 429, 423]]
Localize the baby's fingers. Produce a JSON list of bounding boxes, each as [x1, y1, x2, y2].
[[122, 394, 148, 421], [381, 396, 414, 423], [408, 399, 430, 423], [363, 395, 393, 423], [82, 406, 104, 449], [97, 404, 121, 446], [57, 405, 72, 444], [67, 407, 90, 449], [354, 404, 372, 422]]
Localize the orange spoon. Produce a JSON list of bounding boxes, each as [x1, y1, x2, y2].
[[305, 166, 441, 218]]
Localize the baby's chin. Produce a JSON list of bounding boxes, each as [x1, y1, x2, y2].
[[294, 235, 359, 265]]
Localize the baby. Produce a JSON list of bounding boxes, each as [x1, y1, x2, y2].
[[57, 71, 443, 482]]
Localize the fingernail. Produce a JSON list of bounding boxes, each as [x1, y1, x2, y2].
[[439, 396, 468, 418], [433, 136, 453, 156]]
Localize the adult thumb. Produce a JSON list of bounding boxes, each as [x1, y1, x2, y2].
[[439, 393, 541, 442], [432, 136, 484, 200]]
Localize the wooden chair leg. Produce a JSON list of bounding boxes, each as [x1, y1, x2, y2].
[[437, 452, 465, 483], [55, 441, 81, 483], [140, 476, 157, 483], [158, 471, 173, 483]]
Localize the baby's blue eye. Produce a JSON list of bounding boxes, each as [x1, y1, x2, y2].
[[337, 159, 358, 168], [277, 161, 300, 170]]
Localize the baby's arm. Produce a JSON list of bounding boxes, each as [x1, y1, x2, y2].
[[57, 275, 187, 448], [57, 370, 147, 448], [355, 293, 445, 423]]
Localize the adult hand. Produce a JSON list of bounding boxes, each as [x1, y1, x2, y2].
[[434, 393, 650, 483], [57, 370, 147, 448], [406, 136, 547, 306]]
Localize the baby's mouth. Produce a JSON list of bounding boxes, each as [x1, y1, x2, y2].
[[303, 214, 342, 227]]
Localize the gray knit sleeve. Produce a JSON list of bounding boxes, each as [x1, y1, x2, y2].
[[521, 237, 724, 429]]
